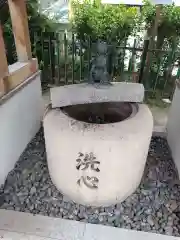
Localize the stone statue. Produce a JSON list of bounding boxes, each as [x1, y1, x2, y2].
[[89, 40, 113, 85]]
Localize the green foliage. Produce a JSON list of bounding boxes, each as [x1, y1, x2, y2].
[[142, 0, 180, 42], [141, 0, 156, 29], [163, 5, 180, 38], [27, 0, 57, 31], [71, 0, 140, 43], [141, 0, 180, 94], [1, 0, 57, 64], [3, 18, 16, 64]]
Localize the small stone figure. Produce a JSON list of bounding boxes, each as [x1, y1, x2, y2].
[[89, 40, 112, 85]]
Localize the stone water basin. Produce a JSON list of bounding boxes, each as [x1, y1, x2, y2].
[[43, 83, 153, 206]]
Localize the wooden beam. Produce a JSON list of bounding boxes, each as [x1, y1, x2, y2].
[[7, 58, 38, 92], [152, 5, 162, 47], [0, 24, 9, 79], [0, 24, 9, 95], [8, 0, 32, 62], [143, 5, 162, 87], [0, 59, 38, 98]]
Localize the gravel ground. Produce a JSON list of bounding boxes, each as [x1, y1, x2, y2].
[[1, 129, 180, 236]]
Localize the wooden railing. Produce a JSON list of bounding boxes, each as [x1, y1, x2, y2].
[[0, 0, 38, 97]]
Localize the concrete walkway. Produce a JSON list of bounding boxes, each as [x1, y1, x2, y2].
[[0, 210, 179, 240]]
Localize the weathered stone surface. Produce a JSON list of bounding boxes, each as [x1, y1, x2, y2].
[[50, 82, 144, 108], [43, 103, 153, 206]]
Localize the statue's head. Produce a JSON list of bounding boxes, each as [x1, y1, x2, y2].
[[96, 41, 108, 55]]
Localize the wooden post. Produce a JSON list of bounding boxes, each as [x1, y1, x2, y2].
[[143, 5, 162, 87], [152, 5, 161, 47], [0, 24, 9, 95], [69, 0, 73, 21], [8, 0, 32, 62]]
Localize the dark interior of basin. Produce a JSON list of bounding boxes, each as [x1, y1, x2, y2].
[[61, 102, 134, 124]]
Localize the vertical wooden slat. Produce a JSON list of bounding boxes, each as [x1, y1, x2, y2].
[[72, 33, 75, 84], [0, 24, 8, 94], [120, 38, 127, 75], [131, 39, 136, 72], [8, 0, 32, 62], [64, 31, 68, 84], [80, 40, 83, 82], [41, 31, 45, 84], [138, 37, 149, 84], [56, 33, 61, 84], [48, 34, 53, 84], [87, 36, 91, 78]]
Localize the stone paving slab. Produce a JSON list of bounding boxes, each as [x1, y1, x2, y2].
[[84, 223, 180, 240], [0, 210, 179, 240], [0, 210, 85, 240], [0, 230, 50, 240]]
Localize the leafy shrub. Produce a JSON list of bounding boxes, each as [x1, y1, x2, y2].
[[1, 0, 57, 64], [71, 0, 140, 43], [142, 0, 180, 44]]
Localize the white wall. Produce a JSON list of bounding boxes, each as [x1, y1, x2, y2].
[[0, 72, 43, 185], [167, 86, 180, 176]]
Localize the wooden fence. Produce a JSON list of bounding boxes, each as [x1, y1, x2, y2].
[[1, 1, 179, 107], [31, 31, 180, 103]]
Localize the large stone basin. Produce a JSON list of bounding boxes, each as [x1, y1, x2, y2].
[[43, 83, 153, 206]]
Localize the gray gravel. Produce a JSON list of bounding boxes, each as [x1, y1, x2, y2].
[[1, 129, 180, 236]]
